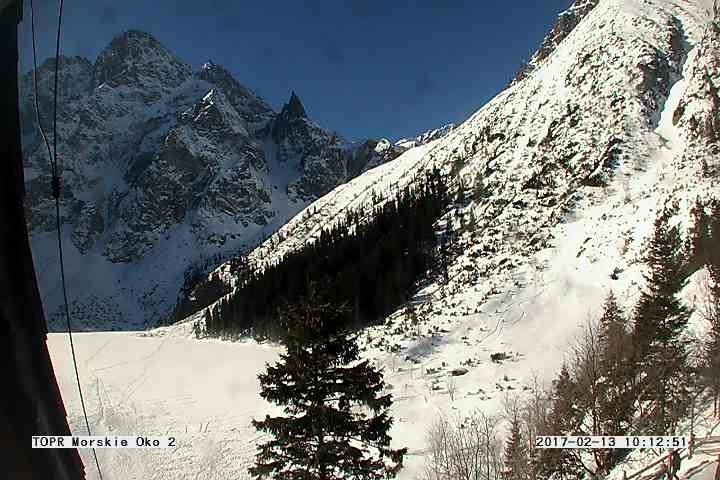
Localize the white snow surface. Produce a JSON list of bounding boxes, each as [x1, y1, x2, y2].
[[48, 328, 283, 480], [48, 0, 720, 478]]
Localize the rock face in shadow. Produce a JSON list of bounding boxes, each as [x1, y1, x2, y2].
[[21, 31, 420, 329]]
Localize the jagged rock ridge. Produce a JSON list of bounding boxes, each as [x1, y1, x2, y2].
[[512, 0, 600, 84], [192, 0, 719, 342], [21, 31, 450, 330]]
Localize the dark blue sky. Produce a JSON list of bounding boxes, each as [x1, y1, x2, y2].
[[20, 0, 570, 141]]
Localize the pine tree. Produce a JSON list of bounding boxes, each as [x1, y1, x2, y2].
[[466, 209, 477, 232], [251, 291, 406, 479], [701, 204, 720, 416], [450, 156, 464, 178], [439, 221, 453, 282], [632, 206, 692, 434], [204, 307, 215, 335], [596, 292, 634, 467], [473, 172, 490, 202], [687, 198, 712, 273], [404, 304, 421, 337], [597, 292, 635, 432], [455, 179, 467, 206], [504, 416, 528, 480], [536, 366, 585, 480], [554, 365, 582, 432], [706, 200, 720, 281]]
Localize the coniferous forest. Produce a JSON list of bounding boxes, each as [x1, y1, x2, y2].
[[206, 167, 451, 339], [526, 199, 720, 479]]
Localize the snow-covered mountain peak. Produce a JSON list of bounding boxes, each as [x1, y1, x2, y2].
[[196, 60, 274, 131], [22, 29, 415, 329], [284, 91, 308, 120], [91, 30, 192, 101], [271, 90, 310, 142]]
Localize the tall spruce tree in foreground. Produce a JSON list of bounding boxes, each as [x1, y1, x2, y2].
[[597, 292, 635, 437], [701, 204, 720, 416], [250, 291, 406, 479], [687, 198, 713, 272], [596, 292, 635, 469], [504, 415, 529, 480], [632, 205, 691, 434], [536, 365, 584, 480]]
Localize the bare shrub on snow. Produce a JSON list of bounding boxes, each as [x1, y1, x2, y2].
[[423, 411, 503, 480]]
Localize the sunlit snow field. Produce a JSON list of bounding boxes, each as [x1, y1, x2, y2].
[[49, 331, 283, 479], [45, 0, 720, 478]]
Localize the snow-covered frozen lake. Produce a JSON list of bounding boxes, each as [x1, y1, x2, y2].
[[48, 331, 283, 480]]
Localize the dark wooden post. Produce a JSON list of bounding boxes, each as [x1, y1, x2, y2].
[[0, 0, 86, 478]]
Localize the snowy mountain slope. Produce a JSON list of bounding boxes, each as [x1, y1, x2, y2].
[[203, 0, 717, 299], [44, 0, 720, 478], [22, 31, 422, 330], [170, 0, 720, 473], [512, 0, 600, 84]]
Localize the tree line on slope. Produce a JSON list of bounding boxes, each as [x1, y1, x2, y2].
[[203, 167, 453, 340], [495, 198, 720, 480], [416, 198, 720, 480], [228, 167, 486, 479]]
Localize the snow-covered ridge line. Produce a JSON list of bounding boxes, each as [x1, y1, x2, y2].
[[44, 1, 720, 479], [204, 0, 712, 293], [512, 0, 600, 85], [23, 29, 452, 330]]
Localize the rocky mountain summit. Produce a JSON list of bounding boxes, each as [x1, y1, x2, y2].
[[21, 30, 449, 330], [512, 0, 600, 84], [183, 0, 720, 347]]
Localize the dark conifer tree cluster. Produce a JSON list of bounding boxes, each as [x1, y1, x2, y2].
[[631, 204, 691, 433], [533, 201, 717, 478], [251, 290, 406, 479], [206, 168, 450, 339], [689, 199, 720, 415]]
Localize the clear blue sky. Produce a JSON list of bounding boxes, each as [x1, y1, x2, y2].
[[20, 0, 571, 142]]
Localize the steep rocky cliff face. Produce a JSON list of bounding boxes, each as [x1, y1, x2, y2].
[[39, 1, 720, 479], [196, 0, 719, 341], [21, 30, 450, 330], [513, 0, 600, 84]]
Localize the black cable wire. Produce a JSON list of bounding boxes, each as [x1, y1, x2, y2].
[[33, 0, 105, 478], [29, 0, 53, 173], [51, 0, 63, 178], [54, 202, 105, 480]]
